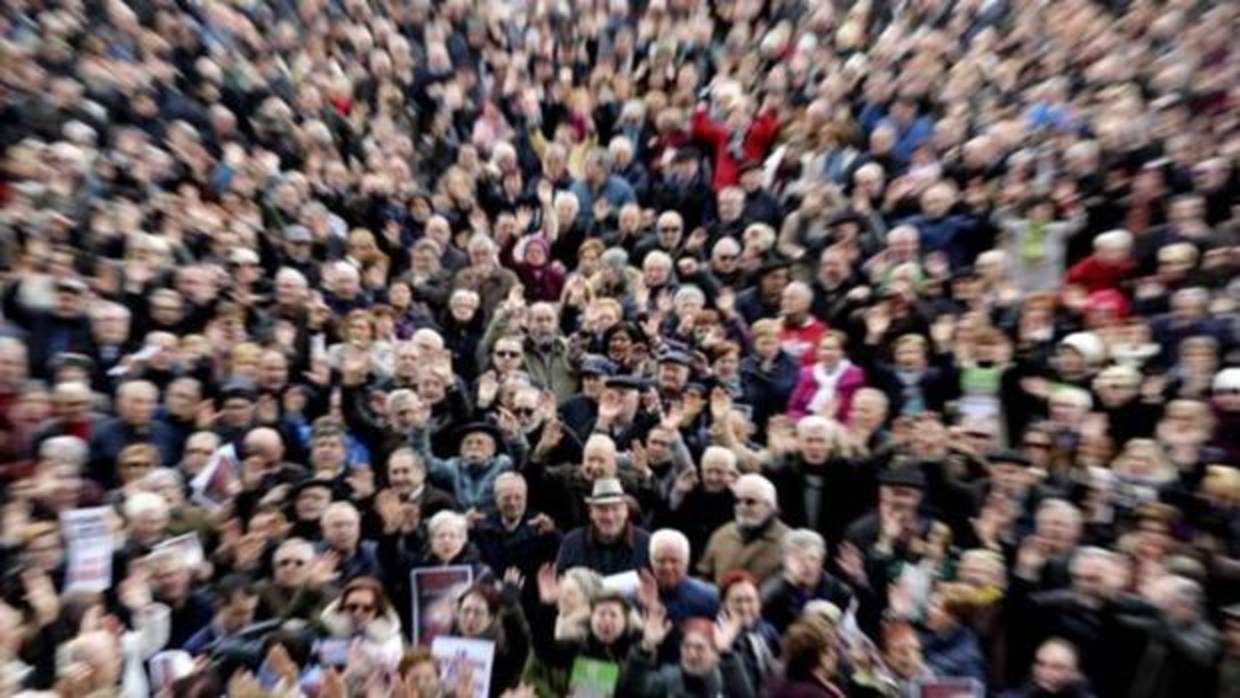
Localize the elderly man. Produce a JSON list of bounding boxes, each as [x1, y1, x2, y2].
[[255, 538, 332, 622], [1008, 546, 1159, 695], [760, 528, 855, 634], [481, 300, 578, 400], [321, 501, 381, 582], [650, 529, 720, 624], [410, 403, 524, 515], [658, 446, 739, 562], [88, 380, 179, 488], [472, 472, 560, 585], [699, 474, 789, 585], [556, 477, 651, 576]]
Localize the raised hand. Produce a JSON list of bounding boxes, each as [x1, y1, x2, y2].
[[536, 563, 560, 605], [640, 603, 671, 651], [375, 489, 404, 534], [477, 370, 500, 407], [503, 566, 526, 589], [713, 611, 743, 652], [836, 542, 868, 587]]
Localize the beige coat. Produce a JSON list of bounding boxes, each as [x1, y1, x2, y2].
[[698, 519, 790, 586]]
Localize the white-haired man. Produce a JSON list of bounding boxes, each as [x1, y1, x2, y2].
[[698, 473, 789, 585]]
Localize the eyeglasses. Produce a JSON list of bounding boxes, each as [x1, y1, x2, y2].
[[659, 226, 682, 233], [186, 448, 214, 456], [1023, 441, 1051, 450], [121, 461, 153, 469], [717, 254, 738, 261], [276, 558, 308, 568], [494, 350, 521, 358], [343, 603, 375, 614]]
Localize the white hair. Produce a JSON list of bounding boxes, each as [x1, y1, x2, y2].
[[702, 446, 738, 472], [650, 529, 691, 561], [40, 435, 88, 467], [123, 491, 169, 520], [1094, 229, 1133, 251], [784, 528, 826, 557], [427, 510, 468, 536], [735, 473, 777, 507]]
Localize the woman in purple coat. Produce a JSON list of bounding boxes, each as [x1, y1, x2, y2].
[[787, 332, 867, 422]]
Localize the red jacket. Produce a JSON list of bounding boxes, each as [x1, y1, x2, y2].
[[1065, 255, 1135, 293], [691, 105, 780, 191]]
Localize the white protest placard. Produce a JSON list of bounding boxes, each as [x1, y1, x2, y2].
[[190, 444, 239, 511], [431, 636, 494, 698], [153, 533, 205, 568], [59, 507, 114, 593], [600, 570, 640, 598], [148, 650, 194, 694]]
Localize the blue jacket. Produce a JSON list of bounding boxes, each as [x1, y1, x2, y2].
[[87, 417, 181, 489], [660, 577, 720, 624], [410, 427, 523, 514], [901, 213, 988, 271], [922, 624, 986, 685]]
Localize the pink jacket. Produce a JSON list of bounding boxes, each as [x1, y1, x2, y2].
[[786, 363, 866, 421]]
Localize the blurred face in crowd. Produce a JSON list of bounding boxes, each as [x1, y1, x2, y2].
[[151, 557, 192, 605], [457, 591, 493, 637], [386, 452, 424, 496], [1033, 642, 1080, 692], [311, 435, 347, 474], [459, 431, 497, 465], [652, 539, 689, 589], [734, 481, 774, 527], [341, 588, 379, 632], [701, 452, 735, 493], [322, 506, 360, 553], [589, 500, 628, 542], [218, 591, 258, 634], [680, 631, 719, 677], [431, 519, 467, 561], [273, 543, 312, 587], [797, 422, 832, 464], [583, 438, 617, 480], [725, 580, 762, 629], [784, 544, 824, 588], [494, 476, 527, 524], [117, 383, 157, 426], [591, 600, 627, 644]]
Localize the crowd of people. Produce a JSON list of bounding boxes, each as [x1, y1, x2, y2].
[[1, 0, 1239, 695]]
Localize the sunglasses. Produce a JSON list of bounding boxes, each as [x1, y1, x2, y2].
[[1024, 441, 1051, 450], [343, 603, 376, 614], [513, 407, 537, 416], [494, 350, 521, 358], [121, 461, 153, 469], [659, 226, 682, 233], [736, 497, 764, 506]]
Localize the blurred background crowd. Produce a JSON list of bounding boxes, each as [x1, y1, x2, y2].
[[0, 0, 1239, 695]]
